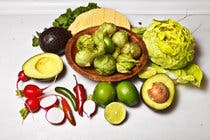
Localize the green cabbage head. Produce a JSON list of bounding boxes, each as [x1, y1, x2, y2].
[[143, 19, 195, 69]]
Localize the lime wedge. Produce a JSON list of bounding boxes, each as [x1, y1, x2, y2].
[[104, 102, 126, 125]]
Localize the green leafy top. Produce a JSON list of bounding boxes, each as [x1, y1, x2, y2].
[[53, 3, 99, 29], [32, 3, 99, 47]]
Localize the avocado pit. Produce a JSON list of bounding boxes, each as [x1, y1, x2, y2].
[[35, 57, 57, 74], [22, 53, 64, 79], [141, 74, 175, 110], [147, 82, 169, 103]]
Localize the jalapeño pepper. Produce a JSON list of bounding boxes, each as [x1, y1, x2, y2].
[[55, 86, 78, 111]]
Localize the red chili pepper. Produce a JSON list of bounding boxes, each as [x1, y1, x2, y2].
[[73, 74, 86, 116], [61, 97, 76, 126]]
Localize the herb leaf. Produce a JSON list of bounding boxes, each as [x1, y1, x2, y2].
[[52, 3, 99, 29], [32, 3, 99, 47], [32, 36, 39, 47]]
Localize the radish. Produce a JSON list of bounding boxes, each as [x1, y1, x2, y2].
[[21, 75, 57, 98], [16, 70, 30, 90], [45, 107, 65, 125], [83, 100, 97, 118], [25, 97, 40, 112], [40, 95, 58, 110], [23, 84, 48, 98]]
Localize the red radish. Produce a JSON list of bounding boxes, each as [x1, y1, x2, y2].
[[16, 70, 30, 90], [45, 107, 65, 125], [25, 97, 40, 112], [22, 76, 57, 98], [83, 100, 97, 118], [40, 95, 58, 110], [23, 84, 48, 98]]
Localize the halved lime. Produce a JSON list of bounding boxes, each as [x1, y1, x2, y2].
[[104, 102, 126, 125]]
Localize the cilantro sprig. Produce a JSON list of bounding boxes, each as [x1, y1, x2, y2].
[[32, 3, 99, 47]]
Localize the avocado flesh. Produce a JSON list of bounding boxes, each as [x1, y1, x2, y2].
[[22, 53, 63, 79], [141, 74, 175, 110]]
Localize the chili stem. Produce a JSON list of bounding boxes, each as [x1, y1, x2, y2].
[[73, 74, 78, 85]]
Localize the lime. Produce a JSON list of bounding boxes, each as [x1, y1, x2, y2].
[[104, 102, 126, 125], [116, 80, 139, 106], [93, 82, 116, 107]]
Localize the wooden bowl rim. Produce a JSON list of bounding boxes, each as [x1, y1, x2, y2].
[[65, 26, 148, 82]]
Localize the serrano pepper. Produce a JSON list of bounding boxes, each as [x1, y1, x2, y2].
[[61, 97, 76, 126]]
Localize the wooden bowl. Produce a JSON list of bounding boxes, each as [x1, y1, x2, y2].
[[65, 26, 148, 82]]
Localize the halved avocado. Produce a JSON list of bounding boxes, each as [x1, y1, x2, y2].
[[22, 53, 63, 79], [141, 74, 175, 110]]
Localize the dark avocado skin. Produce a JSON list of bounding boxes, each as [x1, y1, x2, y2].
[[39, 27, 71, 55], [140, 74, 175, 111]]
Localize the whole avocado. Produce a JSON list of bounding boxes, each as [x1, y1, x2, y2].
[[39, 27, 71, 55]]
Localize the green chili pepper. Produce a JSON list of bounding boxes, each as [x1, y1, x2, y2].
[[55, 87, 77, 111]]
